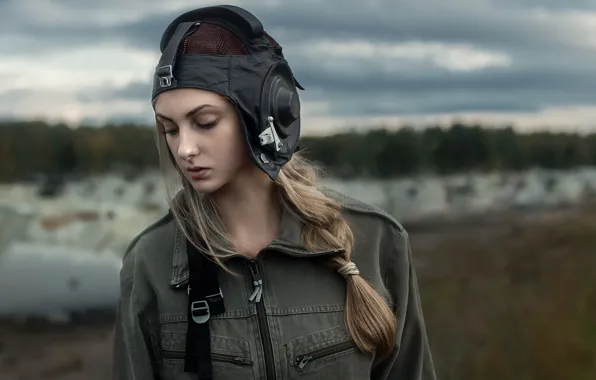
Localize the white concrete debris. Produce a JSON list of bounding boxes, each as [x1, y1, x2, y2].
[[382, 178, 449, 221], [0, 241, 121, 322], [321, 167, 596, 219], [0, 166, 595, 321], [322, 178, 389, 209]]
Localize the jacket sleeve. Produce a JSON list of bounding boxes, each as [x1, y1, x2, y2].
[[112, 246, 158, 380], [373, 229, 437, 380]]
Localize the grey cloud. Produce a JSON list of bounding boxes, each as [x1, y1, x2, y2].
[[294, 59, 596, 115], [79, 113, 154, 127], [257, 8, 552, 49], [1, 0, 596, 122], [0, 1, 582, 54], [115, 6, 582, 57], [0, 88, 41, 108], [334, 96, 542, 116], [499, 0, 596, 11], [294, 64, 595, 95], [82, 82, 153, 103]]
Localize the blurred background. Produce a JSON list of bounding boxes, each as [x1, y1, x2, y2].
[[1, 1, 596, 379]]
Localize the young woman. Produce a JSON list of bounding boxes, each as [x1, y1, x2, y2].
[[112, 5, 436, 380]]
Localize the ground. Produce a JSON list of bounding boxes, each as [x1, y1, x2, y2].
[[0, 322, 114, 380], [1, 204, 595, 379]]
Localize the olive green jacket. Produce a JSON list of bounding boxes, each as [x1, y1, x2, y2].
[[111, 190, 436, 379]]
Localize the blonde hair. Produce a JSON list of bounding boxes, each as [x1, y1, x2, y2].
[[155, 125, 397, 359]]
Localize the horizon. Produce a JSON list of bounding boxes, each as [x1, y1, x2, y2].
[[2, 116, 595, 138]]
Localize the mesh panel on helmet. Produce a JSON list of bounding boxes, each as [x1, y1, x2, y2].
[[182, 23, 249, 55], [263, 32, 281, 49], [181, 23, 282, 56]]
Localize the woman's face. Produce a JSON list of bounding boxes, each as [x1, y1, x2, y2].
[[154, 88, 252, 194]]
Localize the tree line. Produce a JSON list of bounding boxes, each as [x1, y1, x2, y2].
[[1, 120, 595, 182]]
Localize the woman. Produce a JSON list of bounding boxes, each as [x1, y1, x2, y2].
[[112, 5, 436, 380]]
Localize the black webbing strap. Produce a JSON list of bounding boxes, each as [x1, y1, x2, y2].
[[184, 238, 225, 378], [155, 21, 198, 88]]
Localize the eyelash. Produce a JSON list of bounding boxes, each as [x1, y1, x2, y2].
[[162, 121, 218, 135], [198, 121, 217, 129]]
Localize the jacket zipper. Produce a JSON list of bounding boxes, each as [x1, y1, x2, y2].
[[294, 340, 355, 372], [247, 260, 275, 380], [162, 350, 253, 366], [171, 247, 346, 377]]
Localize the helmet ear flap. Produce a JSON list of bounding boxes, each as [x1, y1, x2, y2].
[[257, 62, 301, 156], [273, 85, 300, 139]]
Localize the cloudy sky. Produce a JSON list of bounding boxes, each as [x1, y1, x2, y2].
[[1, 0, 596, 135]]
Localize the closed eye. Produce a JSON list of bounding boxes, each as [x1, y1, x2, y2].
[[196, 120, 218, 129]]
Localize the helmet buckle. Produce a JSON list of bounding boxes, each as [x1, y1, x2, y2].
[[258, 116, 283, 152]]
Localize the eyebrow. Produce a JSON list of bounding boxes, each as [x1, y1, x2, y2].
[[155, 104, 216, 122]]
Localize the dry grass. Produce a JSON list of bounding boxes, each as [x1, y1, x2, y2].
[[415, 205, 596, 380]]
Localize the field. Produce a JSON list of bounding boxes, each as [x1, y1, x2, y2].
[[1, 204, 595, 379], [413, 203, 596, 380]]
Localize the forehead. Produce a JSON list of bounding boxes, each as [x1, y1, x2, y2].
[[154, 88, 227, 117]]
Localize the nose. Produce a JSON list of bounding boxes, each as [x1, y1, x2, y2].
[[177, 128, 200, 160]]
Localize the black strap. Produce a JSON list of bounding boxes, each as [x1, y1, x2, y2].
[[184, 238, 225, 378], [155, 21, 197, 88]]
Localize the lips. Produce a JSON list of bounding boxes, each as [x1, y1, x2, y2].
[[187, 167, 211, 180], [187, 166, 208, 172]]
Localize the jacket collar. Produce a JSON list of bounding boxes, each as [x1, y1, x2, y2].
[[169, 205, 344, 287]]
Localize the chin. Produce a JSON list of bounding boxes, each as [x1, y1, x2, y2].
[[189, 178, 224, 194]]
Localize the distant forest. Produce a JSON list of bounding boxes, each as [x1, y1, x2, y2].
[[1, 120, 596, 182]]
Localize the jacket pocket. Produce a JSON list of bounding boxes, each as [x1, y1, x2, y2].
[[158, 320, 255, 380], [285, 327, 373, 379], [162, 350, 253, 367]]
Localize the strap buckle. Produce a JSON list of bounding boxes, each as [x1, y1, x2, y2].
[[206, 288, 224, 303], [157, 65, 174, 87], [188, 287, 224, 324], [259, 116, 282, 151], [190, 300, 210, 324]]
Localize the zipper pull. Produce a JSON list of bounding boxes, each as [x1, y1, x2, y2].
[[248, 262, 263, 303], [248, 281, 262, 303], [233, 356, 253, 366], [294, 355, 312, 371]]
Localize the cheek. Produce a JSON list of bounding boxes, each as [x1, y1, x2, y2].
[[227, 133, 250, 167], [215, 124, 248, 164]]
